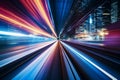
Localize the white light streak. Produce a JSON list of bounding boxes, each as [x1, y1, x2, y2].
[[62, 42, 117, 80], [0, 41, 55, 67], [12, 41, 57, 80]]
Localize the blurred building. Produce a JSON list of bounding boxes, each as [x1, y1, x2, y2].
[[75, 0, 120, 41]]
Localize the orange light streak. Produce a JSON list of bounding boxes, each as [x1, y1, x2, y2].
[[33, 0, 57, 37], [0, 8, 54, 38]]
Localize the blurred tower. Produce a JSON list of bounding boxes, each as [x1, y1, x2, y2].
[[111, 1, 118, 23], [102, 0, 111, 26]]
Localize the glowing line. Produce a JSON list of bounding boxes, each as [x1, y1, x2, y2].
[[20, 0, 40, 21], [0, 8, 39, 30], [33, 0, 57, 37], [0, 8, 54, 38], [0, 14, 52, 38], [60, 44, 80, 80], [12, 41, 58, 80], [0, 31, 31, 37], [0, 44, 43, 60], [0, 42, 49, 58], [21, 0, 57, 37], [62, 42, 117, 80], [0, 41, 55, 68]]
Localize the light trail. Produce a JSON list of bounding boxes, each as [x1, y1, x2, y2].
[[0, 1, 119, 80], [0, 41, 55, 68], [0, 42, 53, 60], [12, 41, 58, 80], [20, 0, 57, 37], [20, 0, 41, 22], [61, 42, 117, 80], [66, 40, 120, 64], [35, 41, 59, 79], [0, 31, 51, 40], [0, 31, 35, 37], [33, 0, 57, 37], [0, 8, 54, 38], [59, 44, 80, 80]]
